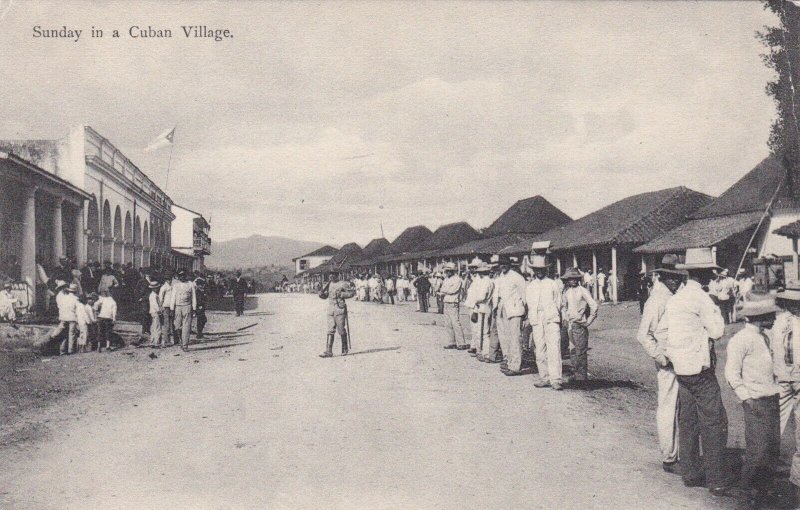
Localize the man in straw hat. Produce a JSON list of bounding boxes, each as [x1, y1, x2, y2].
[[561, 267, 598, 387], [146, 280, 163, 348], [526, 253, 564, 390], [724, 296, 782, 507], [464, 260, 494, 357], [665, 247, 731, 496], [636, 257, 686, 474], [319, 268, 355, 358], [772, 282, 800, 501], [493, 255, 527, 376], [50, 282, 80, 355], [440, 262, 467, 350]]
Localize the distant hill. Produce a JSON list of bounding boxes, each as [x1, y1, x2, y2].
[[206, 235, 329, 270]]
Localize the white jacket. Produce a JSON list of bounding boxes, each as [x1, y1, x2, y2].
[[525, 277, 562, 325], [494, 270, 527, 318]]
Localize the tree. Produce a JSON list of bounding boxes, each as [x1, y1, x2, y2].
[[760, 0, 800, 192]]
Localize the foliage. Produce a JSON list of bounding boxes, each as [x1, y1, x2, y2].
[[759, 0, 800, 191], [213, 265, 293, 292]]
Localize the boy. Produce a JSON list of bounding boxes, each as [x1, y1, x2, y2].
[[50, 283, 79, 355], [94, 289, 117, 352], [561, 267, 598, 387]]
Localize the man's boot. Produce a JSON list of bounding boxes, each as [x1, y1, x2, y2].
[[319, 334, 334, 358], [341, 333, 349, 356]]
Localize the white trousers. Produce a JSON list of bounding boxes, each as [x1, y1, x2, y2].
[[497, 313, 522, 371], [532, 322, 562, 384], [656, 366, 679, 463]]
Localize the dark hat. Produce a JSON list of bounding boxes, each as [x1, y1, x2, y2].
[[560, 267, 583, 280]]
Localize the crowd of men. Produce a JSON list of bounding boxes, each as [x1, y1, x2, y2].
[[0, 257, 254, 355], [314, 246, 799, 507]]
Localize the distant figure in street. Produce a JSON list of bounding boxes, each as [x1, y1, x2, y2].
[[319, 269, 355, 357], [195, 276, 208, 339], [50, 283, 79, 355], [232, 271, 247, 316], [439, 263, 466, 350], [596, 268, 607, 303], [414, 272, 431, 312], [147, 281, 163, 348], [464, 262, 493, 358], [94, 289, 118, 352], [159, 272, 176, 346]]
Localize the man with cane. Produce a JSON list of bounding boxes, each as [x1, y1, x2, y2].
[[319, 268, 356, 358], [464, 260, 494, 358]]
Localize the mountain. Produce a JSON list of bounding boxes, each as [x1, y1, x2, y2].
[[205, 235, 329, 270]]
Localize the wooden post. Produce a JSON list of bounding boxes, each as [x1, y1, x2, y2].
[[556, 257, 562, 277], [793, 237, 799, 281], [592, 250, 598, 300], [572, 252, 578, 268], [611, 246, 618, 303]]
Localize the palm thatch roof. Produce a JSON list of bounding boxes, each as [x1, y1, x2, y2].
[[361, 238, 391, 258], [308, 242, 362, 273], [634, 211, 763, 254], [501, 186, 713, 254], [484, 195, 572, 235], [690, 157, 799, 219]]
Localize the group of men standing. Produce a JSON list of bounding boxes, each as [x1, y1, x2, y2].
[[636, 247, 800, 507]]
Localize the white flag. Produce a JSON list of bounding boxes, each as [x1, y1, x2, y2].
[[145, 127, 175, 152]]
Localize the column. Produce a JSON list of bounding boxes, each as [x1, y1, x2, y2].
[[793, 238, 799, 281], [556, 257, 562, 277], [611, 246, 618, 304], [74, 203, 86, 266], [592, 249, 598, 300], [572, 252, 578, 268], [22, 187, 37, 307], [641, 255, 646, 273], [711, 246, 717, 264], [52, 198, 63, 264]]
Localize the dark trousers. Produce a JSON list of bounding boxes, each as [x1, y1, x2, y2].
[[568, 322, 589, 380], [436, 295, 444, 314], [140, 304, 150, 335], [419, 292, 428, 312], [719, 300, 733, 325], [196, 309, 207, 337], [98, 318, 114, 348], [741, 394, 780, 490], [677, 368, 730, 488], [234, 295, 245, 316]]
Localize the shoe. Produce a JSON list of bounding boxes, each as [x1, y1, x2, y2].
[[503, 370, 523, 376], [710, 486, 747, 499], [181, 346, 189, 352], [551, 382, 563, 390], [467, 348, 477, 354], [476, 354, 485, 362], [662, 462, 678, 474], [443, 344, 458, 349], [457, 345, 469, 351], [533, 379, 551, 388], [320, 334, 335, 357]]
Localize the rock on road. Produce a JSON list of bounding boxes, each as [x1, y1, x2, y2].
[[0, 294, 731, 509]]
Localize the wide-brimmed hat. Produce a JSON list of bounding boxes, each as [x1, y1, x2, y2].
[[560, 267, 583, 280], [66, 283, 79, 293], [660, 253, 681, 269], [675, 247, 721, 271], [149, 281, 160, 289], [737, 295, 781, 317], [2, 283, 11, 289], [652, 267, 688, 278], [475, 263, 492, 273], [442, 262, 457, 272], [776, 282, 800, 302], [529, 254, 550, 269]]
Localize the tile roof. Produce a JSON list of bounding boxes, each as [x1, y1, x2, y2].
[[388, 225, 434, 254], [419, 222, 482, 251], [500, 186, 713, 254], [484, 195, 572, 235], [294, 245, 339, 260], [438, 233, 540, 257], [633, 211, 764, 254], [774, 219, 800, 239], [690, 156, 798, 219]]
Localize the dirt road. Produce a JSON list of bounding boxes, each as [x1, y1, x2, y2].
[[0, 294, 738, 509]]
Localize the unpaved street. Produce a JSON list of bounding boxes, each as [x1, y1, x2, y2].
[[0, 294, 737, 509]]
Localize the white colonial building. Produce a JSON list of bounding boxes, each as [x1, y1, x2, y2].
[[292, 245, 338, 275], [0, 125, 175, 269]]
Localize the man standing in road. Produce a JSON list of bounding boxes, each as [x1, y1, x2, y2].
[[232, 271, 247, 316], [171, 270, 197, 352], [493, 256, 527, 376], [665, 248, 731, 497], [561, 267, 598, 386], [636, 263, 686, 474], [319, 269, 356, 358], [464, 262, 494, 358], [414, 271, 431, 313], [526, 254, 564, 390], [440, 263, 467, 351]]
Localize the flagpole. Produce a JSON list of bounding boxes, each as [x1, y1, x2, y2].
[[164, 142, 175, 192]]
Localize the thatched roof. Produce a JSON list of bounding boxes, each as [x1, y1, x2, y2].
[[388, 225, 434, 254], [775, 219, 800, 239], [361, 238, 391, 258], [634, 211, 763, 254], [292, 245, 338, 260], [501, 186, 713, 254], [691, 156, 799, 219], [439, 233, 540, 257], [420, 222, 482, 251], [484, 195, 572, 235]]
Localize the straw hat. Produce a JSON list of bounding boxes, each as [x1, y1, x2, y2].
[[529, 254, 550, 269], [66, 283, 79, 293], [675, 247, 721, 270], [442, 262, 457, 272], [475, 263, 492, 273], [560, 267, 583, 280], [149, 281, 161, 289], [737, 296, 780, 317]]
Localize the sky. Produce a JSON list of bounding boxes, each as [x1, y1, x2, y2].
[[0, 1, 781, 246]]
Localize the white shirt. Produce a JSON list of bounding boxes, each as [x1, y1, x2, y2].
[[56, 291, 78, 322], [75, 302, 89, 326], [149, 290, 163, 314], [94, 296, 118, 321], [494, 270, 527, 318], [636, 280, 672, 364], [525, 277, 562, 325], [664, 280, 725, 376], [465, 275, 494, 313]]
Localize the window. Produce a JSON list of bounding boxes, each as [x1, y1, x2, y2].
[[299, 260, 309, 270]]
